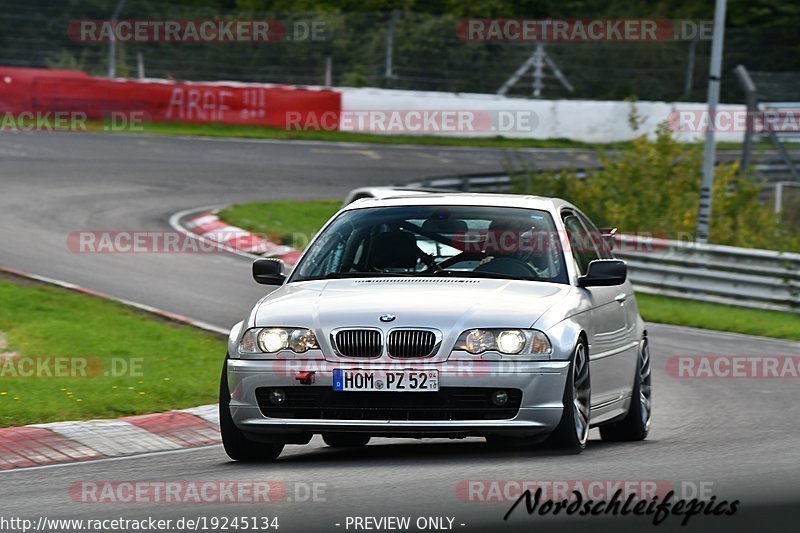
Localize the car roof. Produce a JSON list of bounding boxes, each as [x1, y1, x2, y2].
[[342, 193, 575, 213], [342, 186, 452, 205]]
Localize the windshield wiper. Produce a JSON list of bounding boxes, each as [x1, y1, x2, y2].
[[422, 269, 527, 281], [298, 272, 418, 281], [296, 270, 530, 282]]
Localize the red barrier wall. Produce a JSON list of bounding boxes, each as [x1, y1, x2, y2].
[[0, 67, 340, 129]]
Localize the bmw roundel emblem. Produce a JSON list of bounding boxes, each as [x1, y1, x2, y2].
[[379, 314, 397, 323]]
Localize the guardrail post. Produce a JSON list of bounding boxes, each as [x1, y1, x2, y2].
[[384, 11, 400, 87], [696, 0, 728, 244], [734, 65, 757, 171], [324, 56, 333, 86], [107, 0, 127, 78]]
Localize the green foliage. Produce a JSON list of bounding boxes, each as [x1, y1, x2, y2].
[[512, 124, 800, 251], [3, 1, 799, 101], [340, 67, 371, 87], [44, 50, 82, 70]]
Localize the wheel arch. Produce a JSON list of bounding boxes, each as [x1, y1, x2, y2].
[[543, 317, 588, 361], [227, 320, 244, 355]]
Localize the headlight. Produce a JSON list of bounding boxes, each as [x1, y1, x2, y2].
[[259, 329, 289, 352], [497, 330, 526, 354], [239, 327, 319, 354], [287, 328, 318, 353], [454, 329, 551, 356], [464, 329, 495, 354]]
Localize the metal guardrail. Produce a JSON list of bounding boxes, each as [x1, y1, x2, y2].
[[405, 174, 800, 313], [409, 170, 590, 192], [409, 172, 513, 192], [614, 235, 800, 313]]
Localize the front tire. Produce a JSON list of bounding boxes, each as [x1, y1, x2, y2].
[[219, 358, 284, 462], [545, 340, 591, 454], [600, 337, 652, 441], [322, 433, 371, 448]]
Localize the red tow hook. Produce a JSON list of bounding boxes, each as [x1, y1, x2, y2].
[[295, 371, 315, 385]]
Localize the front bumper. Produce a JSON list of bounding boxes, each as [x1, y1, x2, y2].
[[226, 358, 570, 439]]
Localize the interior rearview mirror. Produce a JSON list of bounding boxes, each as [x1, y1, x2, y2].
[[600, 227, 618, 252]]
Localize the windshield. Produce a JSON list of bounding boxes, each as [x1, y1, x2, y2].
[[290, 205, 568, 284]]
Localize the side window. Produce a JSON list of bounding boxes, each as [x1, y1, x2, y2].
[[576, 212, 613, 259], [562, 212, 600, 275]]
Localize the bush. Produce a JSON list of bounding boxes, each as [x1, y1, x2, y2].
[[512, 125, 800, 252]]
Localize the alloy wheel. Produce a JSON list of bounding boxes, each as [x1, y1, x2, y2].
[[639, 339, 652, 431], [572, 343, 591, 446]]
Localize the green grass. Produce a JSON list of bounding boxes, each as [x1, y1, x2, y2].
[[0, 276, 225, 427], [94, 120, 771, 152], [218, 200, 341, 249], [108, 121, 625, 150], [637, 293, 800, 341]]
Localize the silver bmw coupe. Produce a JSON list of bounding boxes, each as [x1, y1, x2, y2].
[[220, 193, 652, 461]]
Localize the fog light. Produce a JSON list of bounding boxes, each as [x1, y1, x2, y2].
[[491, 390, 509, 406], [269, 389, 286, 405]]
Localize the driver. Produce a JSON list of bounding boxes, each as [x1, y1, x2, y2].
[[477, 217, 555, 278]]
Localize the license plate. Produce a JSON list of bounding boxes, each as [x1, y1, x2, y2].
[[333, 369, 439, 392]]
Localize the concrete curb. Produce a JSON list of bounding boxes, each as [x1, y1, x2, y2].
[[179, 209, 302, 265], [0, 267, 224, 470], [0, 406, 219, 470]]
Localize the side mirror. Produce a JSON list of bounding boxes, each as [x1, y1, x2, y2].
[[253, 258, 286, 285], [577, 259, 627, 287]]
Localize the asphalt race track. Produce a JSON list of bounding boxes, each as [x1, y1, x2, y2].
[[1, 132, 798, 533]]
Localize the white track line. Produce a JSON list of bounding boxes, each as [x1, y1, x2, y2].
[[168, 206, 263, 261]]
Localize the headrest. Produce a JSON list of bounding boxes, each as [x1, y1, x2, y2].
[[370, 231, 420, 269]]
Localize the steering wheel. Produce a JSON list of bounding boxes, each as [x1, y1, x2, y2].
[[427, 251, 488, 271], [473, 256, 539, 279]]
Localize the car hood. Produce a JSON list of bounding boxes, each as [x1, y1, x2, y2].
[[253, 278, 569, 342]]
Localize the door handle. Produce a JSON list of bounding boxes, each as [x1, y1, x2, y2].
[[614, 293, 628, 303]]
